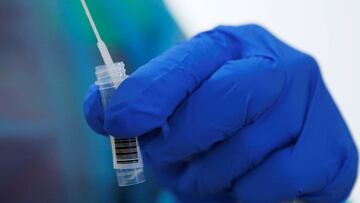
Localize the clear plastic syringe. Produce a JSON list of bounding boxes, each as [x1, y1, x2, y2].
[[81, 0, 145, 186]]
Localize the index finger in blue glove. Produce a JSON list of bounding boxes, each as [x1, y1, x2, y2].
[[103, 25, 276, 138]]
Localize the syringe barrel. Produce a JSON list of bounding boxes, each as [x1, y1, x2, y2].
[[95, 62, 145, 186]]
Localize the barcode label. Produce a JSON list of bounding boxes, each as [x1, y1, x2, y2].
[[113, 138, 140, 165]]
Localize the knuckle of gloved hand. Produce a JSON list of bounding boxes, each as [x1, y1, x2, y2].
[[283, 52, 322, 99], [210, 24, 272, 46], [283, 152, 350, 201], [103, 110, 123, 137], [241, 24, 275, 41], [242, 23, 269, 33], [83, 98, 93, 122], [83, 86, 103, 126], [83, 85, 99, 108], [214, 23, 269, 34], [102, 98, 149, 138], [83, 109, 106, 135], [320, 144, 358, 200], [287, 52, 321, 78], [300, 53, 320, 75]]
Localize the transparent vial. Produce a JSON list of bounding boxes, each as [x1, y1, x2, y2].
[[95, 62, 145, 186]]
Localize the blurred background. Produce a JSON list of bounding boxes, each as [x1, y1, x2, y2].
[[0, 0, 181, 202], [0, 0, 358, 202]]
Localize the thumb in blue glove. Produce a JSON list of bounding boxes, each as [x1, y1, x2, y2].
[[83, 25, 358, 203]]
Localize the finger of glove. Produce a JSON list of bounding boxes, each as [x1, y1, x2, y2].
[[172, 52, 331, 196], [231, 146, 343, 203], [103, 25, 276, 138], [232, 146, 301, 203], [140, 56, 284, 166], [83, 84, 107, 135], [175, 57, 316, 196], [232, 79, 357, 203], [175, 105, 297, 197]]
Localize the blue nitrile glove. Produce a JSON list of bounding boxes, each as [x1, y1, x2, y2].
[[83, 25, 358, 203]]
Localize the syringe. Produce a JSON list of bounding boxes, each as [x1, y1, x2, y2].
[[81, 0, 145, 186]]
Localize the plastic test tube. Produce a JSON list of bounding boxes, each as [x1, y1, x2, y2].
[[95, 62, 145, 186]]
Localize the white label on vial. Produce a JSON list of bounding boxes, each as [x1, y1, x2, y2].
[[110, 136, 144, 170]]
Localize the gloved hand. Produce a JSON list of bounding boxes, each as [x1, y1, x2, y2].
[[83, 25, 358, 203]]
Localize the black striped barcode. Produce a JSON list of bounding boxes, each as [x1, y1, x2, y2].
[[114, 138, 139, 164]]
